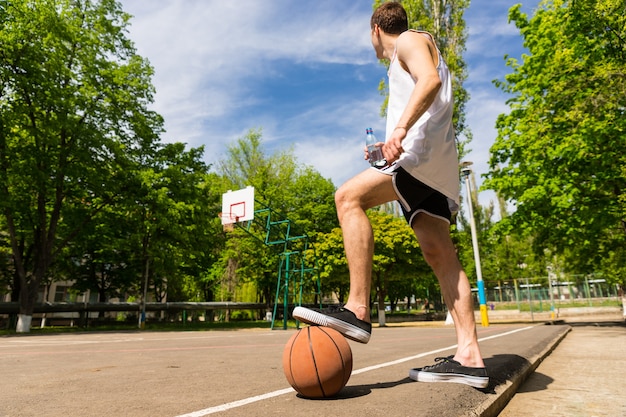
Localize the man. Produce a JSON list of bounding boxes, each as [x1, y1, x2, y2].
[[293, 2, 488, 389]]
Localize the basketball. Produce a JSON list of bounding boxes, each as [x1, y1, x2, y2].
[[282, 326, 352, 398]]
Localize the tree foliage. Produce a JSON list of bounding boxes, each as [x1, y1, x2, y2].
[[485, 0, 626, 286], [314, 227, 350, 303], [0, 0, 219, 330], [8, 0, 622, 329], [215, 129, 338, 308], [0, 0, 165, 327], [369, 210, 430, 323]]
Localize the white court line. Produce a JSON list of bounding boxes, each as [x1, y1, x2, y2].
[[174, 326, 534, 417], [175, 388, 296, 417], [1, 330, 277, 349]]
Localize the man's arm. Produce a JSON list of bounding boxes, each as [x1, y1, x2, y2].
[[382, 31, 442, 165]]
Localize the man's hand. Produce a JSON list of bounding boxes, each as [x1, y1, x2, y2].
[[363, 142, 385, 161], [382, 127, 406, 165]]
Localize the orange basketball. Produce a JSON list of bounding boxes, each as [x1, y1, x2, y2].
[[282, 326, 352, 398]]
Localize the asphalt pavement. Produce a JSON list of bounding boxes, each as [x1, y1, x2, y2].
[[498, 317, 626, 417], [0, 311, 624, 417]]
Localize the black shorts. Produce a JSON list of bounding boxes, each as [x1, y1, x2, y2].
[[391, 166, 452, 226]]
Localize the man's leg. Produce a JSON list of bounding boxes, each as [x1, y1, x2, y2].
[[412, 213, 485, 369], [335, 169, 397, 321], [292, 168, 397, 343]]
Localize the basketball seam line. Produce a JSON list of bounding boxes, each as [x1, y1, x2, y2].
[[307, 327, 327, 397]]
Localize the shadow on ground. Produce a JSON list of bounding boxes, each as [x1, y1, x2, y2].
[[298, 377, 414, 400], [483, 354, 531, 393]]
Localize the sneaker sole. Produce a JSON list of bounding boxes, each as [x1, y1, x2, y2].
[[292, 306, 371, 344], [408, 369, 489, 389]]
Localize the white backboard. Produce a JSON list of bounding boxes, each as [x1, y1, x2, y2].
[[221, 186, 254, 224]]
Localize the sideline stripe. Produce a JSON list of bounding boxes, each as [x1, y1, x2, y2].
[[174, 325, 534, 417], [175, 388, 296, 417], [353, 325, 533, 375]]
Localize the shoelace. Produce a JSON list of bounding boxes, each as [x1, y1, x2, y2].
[[324, 304, 347, 313], [422, 356, 457, 371]]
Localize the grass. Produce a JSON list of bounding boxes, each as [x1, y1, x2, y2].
[[2, 299, 621, 335], [490, 298, 620, 312], [0, 319, 284, 336]]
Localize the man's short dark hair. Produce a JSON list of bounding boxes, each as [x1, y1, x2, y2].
[[371, 2, 408, 34]]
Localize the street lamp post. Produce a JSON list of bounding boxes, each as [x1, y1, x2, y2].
[[460, 162, 489, 327], [547, 266, 556, 319]]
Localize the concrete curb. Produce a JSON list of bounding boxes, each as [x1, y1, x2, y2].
[[475, 325, 572, 417]]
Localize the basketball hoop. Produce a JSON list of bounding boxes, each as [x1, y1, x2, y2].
[[219, 212, 239, 232], [220, 187, 254, 232]]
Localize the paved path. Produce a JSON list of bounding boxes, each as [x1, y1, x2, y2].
[[499, 321, 626, 417], [0, 315, 623, 417]]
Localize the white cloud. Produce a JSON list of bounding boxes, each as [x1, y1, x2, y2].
[[119, 0, 540, 217], [295, 138, 364, 185], [290, 94, 385, 185], [121, 0, 377, 159]]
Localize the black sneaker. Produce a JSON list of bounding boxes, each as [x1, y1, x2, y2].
[[292, 305, 371, 344], [409, 356, 489, 389]]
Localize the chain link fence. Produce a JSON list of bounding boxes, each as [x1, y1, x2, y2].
[[477, 274, 621, 313]]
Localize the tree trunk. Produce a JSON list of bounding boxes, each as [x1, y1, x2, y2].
[[16, 275, 39, 333], [16, 314, 33, 333], [618, 285, 626, 321], [377, 289, 386, 327]]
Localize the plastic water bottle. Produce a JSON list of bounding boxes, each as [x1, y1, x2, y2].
[[366, 128, 386, 168]]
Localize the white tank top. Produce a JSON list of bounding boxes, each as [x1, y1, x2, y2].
[[386, 30, 460, 212]]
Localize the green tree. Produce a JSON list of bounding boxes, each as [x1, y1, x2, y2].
[[0, 0, 163, 331], [216, 130, 337, 309], [59, 209, 137, 304], [285, 167, 338, 235], [485, 0, 626, 291], [123, 143, 211, 306], [175, 170, 225, 304], [314, 227, 350, 303], [314, 211, 433, 320], [219, 128, 298, 211], [0, 216, 12, 292], [217, 130, 295, 308], [198, 172, 237, 304], [369, 210, 426, 326]]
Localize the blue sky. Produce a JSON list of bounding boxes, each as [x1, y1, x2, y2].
[[119, 0, 540, 213]]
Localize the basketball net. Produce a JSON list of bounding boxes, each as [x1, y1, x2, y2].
[[219, 212, 238, 232]]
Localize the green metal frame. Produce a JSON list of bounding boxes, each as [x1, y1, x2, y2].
[[234, 202, 322, 330]]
